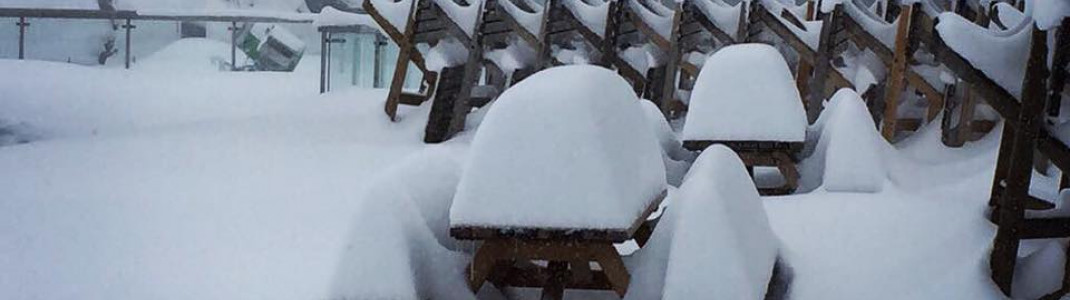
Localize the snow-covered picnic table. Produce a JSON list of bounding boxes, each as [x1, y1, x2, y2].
[[449, 65, 667, 297]]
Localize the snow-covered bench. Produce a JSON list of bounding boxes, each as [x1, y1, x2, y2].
[[449, 65, 667, 298], [682, 43, 807, 195]]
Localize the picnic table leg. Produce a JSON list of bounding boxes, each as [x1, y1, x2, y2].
[[468, 240, 505, 292], [774, 151, 799, 194], [592, 244, 630, 297], [541, 261, 569, 300]]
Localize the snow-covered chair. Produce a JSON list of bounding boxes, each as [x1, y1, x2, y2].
[[364, 0, 500, 143], [480, 0, 552, 85], [620, 0, 685, 116], [449, 65, 667, 298], [682, 43, 807, 195], [835, 0, 949, 141], [747, 0, 853, 121], [544, 0, 629, 68]]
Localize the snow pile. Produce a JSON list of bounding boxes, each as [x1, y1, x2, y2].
[[639, 100, 691, 186], [432, 0, 485, 37], [563, 0, 612, 37], [621, 46, 654, 74], [692, 0, 745, 40], [1027, 0, 1070, 30], [370, 0, 416, 31], [628, 0, 674, 39], [424, 38, 470, 71], [811, 89, 888, 193], [499, 0, 546, 35], [683, 43, 807, 143], [935, 12, 1032, 98], [628, 145, 780, 299], [450, 65, 666, 231], [329, 150, 473, 299]]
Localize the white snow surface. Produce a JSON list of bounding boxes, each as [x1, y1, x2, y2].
[[563, 0, 612, 37], [656, 145, 780, 299], [936, 12, 1032, 98], [683, 44, 807, 143], [812, 89, 888, 193], [424, 38, 470, 71], [450, 65, 667, 231]]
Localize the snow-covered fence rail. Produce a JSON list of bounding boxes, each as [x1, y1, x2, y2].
[[0, 7, 322, 69]]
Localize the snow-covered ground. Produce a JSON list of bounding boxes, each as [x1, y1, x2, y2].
[[0, 37, 1064, 299]]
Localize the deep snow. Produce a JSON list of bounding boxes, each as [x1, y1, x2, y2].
[[0, 35, 1063, 300]]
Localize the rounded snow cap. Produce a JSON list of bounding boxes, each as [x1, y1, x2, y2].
[[450, 65, 667, 231], [682, 43, 807, 142]]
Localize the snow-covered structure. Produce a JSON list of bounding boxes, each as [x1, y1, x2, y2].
[[682, 43, 807, 143], [450, 65, 667, 231]]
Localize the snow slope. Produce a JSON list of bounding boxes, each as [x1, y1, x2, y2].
[[0, 39, 436, 300]]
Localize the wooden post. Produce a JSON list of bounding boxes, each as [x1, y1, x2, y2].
[[659, 5, 684, 117], [794, 1, 816, 110], [953, 84, 978, 146], [990, 26, 1050, 295], [320, 30, 328, 93], [881, 4, 915, 140], [1048, 20, 1070, 119], [16, 17, 27, 60], [384, 0, 419, 121], [806, 5, 841, 123], [122, 19, 133, 69], [326, 32, 333, 92], [230, 22, 238, 71]]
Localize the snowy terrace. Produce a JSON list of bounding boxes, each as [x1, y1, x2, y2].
[[1, 0, 1070, 300]]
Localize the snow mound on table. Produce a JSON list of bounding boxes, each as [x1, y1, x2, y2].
[[330, 150, 473, 300], [810, 89, 888, 193], [935, 12, 1032, 98], [627, 145, 780, 299], [682, 43, 807, 143], [450, 65, 667, 231]]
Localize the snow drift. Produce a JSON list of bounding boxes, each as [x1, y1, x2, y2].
[[627, 145, 781, 299], [805, 88, 888, 193]]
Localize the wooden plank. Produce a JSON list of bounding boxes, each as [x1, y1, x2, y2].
[[467, 240, 507, 291], [881, 4, 915, 140], [451, 190, 667, 242], [990, 25, 1050, 295], [542, 261, 568, 300], [806, 5, 842, 122], [683, 140, 805, 153], [592, 244, 629, 296]]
